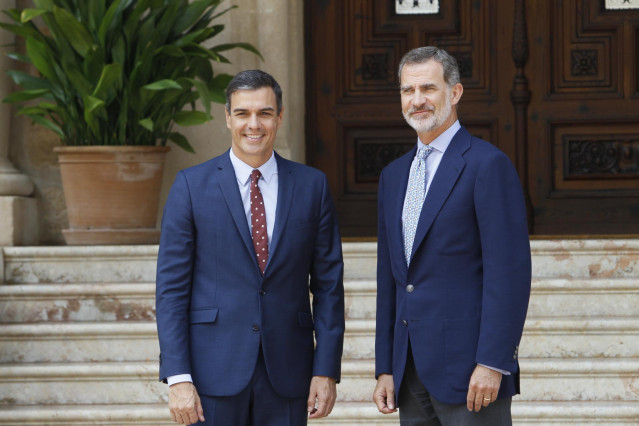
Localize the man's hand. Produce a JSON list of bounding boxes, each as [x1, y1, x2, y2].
[[168, 382, 205, 425], [307, 375, 337, 419], [373, 374, 397, 414], [466, 365, 502, 412]]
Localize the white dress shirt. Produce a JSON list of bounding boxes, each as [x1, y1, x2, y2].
[[229, 148, 278, 246], [167, 149, 279, 387], [400, 121, 509, 377]]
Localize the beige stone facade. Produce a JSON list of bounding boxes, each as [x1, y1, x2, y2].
[[0, 0, 305, 245]]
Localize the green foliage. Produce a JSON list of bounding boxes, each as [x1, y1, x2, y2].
[[1, 0, 261, 151]]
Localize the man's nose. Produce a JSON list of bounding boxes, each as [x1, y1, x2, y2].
[[412, 90, 427, 107], [247, 114, 260, 128]]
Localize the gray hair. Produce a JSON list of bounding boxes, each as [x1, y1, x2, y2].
[[225, 70, 283, 114], [398, 46, 461, 87]]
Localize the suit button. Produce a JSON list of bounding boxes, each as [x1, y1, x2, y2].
[[402, 320, 408, 326], [259, 289, 266, 295], [252, 324, 260, 332], [406, 284, 414, 293]]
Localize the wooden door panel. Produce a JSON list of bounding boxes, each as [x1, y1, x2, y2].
[[528, 0, 639, 234], [306, 0, 639, 237], [306, 0, 513, 237]]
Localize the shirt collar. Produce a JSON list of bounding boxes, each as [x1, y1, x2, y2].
[[229, 148, 278, 186], [417, 120, 461, 154]]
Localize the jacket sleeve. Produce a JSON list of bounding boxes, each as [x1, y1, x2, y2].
[[309, 174, 345, 381], [375, 169, 396, 377], [155, 171, 195, 382], [473, 151, 532, 372]]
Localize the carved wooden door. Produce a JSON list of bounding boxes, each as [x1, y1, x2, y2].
[[305, 0, 639, 237], [527, 0, 639, 234]]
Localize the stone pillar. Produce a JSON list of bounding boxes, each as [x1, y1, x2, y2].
[[0, 2, 38, 246], [231, 0, 305, 162]]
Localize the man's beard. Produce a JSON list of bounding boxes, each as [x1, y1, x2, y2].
[[403, 91, 452, 133]]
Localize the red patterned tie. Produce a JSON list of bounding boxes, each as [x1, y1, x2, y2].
[[250, 169, 268, 274]]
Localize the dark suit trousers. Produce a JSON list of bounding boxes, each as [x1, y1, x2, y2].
[[398, 345, 512, 426], [194, 346, 308, 426]]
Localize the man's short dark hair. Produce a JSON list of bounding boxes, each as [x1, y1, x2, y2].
[[398, 46, 461, 87], [225, 70, 282, 114]]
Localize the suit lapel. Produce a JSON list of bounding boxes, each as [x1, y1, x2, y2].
[[216, 150, 259, 271], [266, 153, 295, 268], [409, 128, 471, 262]]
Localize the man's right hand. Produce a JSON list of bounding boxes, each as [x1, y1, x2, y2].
[[373, 374, 397, 414], [168, 382, 205, 425]]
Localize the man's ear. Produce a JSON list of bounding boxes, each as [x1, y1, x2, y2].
[[451, 83, 463, 106]]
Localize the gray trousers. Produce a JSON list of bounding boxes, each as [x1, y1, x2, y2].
[[398, 347, 512, 426]]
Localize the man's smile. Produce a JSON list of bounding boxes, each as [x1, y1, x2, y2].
[[410, 108, 434, 118]]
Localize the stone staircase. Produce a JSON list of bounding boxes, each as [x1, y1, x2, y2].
[[0, 240, 638, 425]]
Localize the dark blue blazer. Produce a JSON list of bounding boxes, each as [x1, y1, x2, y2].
[[375, 126, 531, 404], [156, 150, 344, 398]]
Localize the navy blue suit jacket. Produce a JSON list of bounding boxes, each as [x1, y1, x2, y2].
[[375, 126, 531, 404], [156, 150, 344, 398]]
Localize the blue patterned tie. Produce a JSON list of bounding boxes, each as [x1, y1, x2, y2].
[[403, 145, 434, 265]]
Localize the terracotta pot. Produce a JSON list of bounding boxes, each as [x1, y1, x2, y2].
[[54, 146, 170, 245]]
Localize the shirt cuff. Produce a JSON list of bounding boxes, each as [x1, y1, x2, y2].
[[478, 364, 511, 376], [167, 374, 193, 386]]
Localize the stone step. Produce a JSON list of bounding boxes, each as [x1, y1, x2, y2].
[[4, 239, 638, 285], [2, 358, 638, 405], [343, 317, 639, 360], [512, 401, 639, 425], [2, 316, 638, 363], [518, 316, 639, 358], [0, 280, 376, 323], [0, 243, 378, 284], [0, 322, 160, 363], [0, 280, 379, 323], [530, 239, 639, 279], [2, 277, 638, 323], [0, 283, 157, 322], [1, 401, 638, 426], [1, 246, 159, 284], [347, 277, 639, 320], [527, 277, 639, 317]]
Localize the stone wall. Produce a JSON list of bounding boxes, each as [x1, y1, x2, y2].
[[1, 0, 305, 245]]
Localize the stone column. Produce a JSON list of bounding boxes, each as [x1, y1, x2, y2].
[[0, 1, 38, 246], [231, 0, 305, 162]]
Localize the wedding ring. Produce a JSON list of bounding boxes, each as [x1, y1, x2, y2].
[[483, 397, 491, 401]]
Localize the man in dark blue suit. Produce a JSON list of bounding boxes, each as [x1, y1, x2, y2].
[[156, 70, 344, 425], [373, 47, 531, 425]]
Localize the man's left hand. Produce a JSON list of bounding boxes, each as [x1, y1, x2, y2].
[[466, 365, 502, 412], [307, 376, 337, 419]]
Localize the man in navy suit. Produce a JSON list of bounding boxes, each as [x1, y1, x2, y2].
[[156, 70, 345, 425], [372, 47, 531, 425]]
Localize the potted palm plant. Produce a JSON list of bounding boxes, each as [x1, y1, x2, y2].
[[1, 0, 260, 244]]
